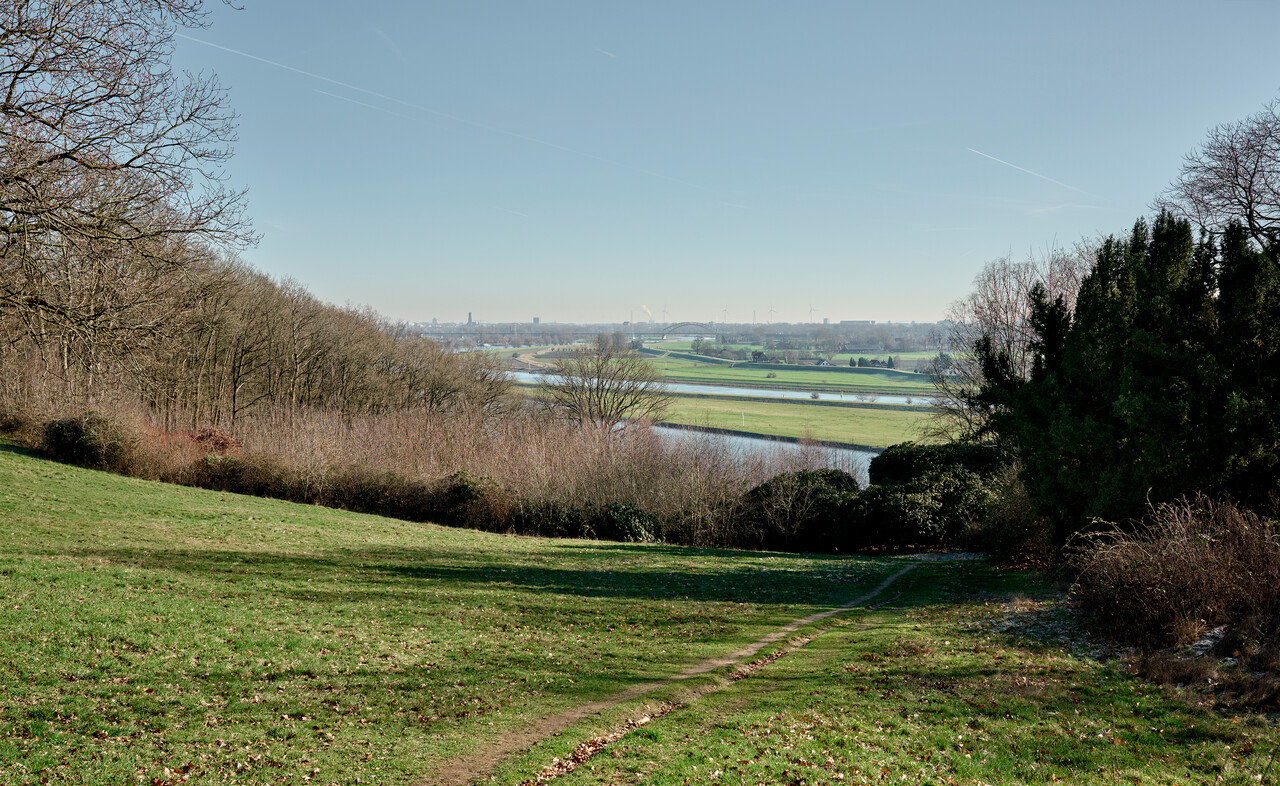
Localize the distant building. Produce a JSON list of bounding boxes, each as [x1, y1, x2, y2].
[[840, 319, 876, 325], [533, 317, 540, 325]]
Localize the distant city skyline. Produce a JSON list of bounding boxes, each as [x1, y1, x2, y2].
[[174, 1, 1280, 324]]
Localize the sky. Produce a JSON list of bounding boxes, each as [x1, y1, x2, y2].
[[173, 1, 1280, 325]]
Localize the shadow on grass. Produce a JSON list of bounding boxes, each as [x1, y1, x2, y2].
[[0, 439, 42, 458], [58, 545, 915, 608]]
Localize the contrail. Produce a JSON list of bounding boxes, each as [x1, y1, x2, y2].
[[313, 89, 417, 121], [371, 26, 406, 64], [966, 147, 1085, 193], [177, 33, 717, 195]]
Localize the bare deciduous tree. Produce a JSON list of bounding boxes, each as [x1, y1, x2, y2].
[[1, 0, 252, 347], [925, 243, 1092, 440], [1160, 98, 1280, 264], [541, 335, 670, 431]]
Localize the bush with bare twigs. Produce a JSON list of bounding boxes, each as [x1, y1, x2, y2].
[[1072, 497, 1280, 650]]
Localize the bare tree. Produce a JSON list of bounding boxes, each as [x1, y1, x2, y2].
[[1, 0, 252, 345], [1160, 98, 1280, 264], [925, 243, 1092, 440], [541, 335, 670, 431]]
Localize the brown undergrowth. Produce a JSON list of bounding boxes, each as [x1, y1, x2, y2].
[[16, 400, 862, 548]]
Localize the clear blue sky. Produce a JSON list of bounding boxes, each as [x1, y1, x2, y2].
[[174, 1, 1280, 325]]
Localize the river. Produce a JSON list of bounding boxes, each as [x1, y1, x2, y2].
[[651, 425, 879, 475]]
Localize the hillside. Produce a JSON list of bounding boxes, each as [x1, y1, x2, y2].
[[0, 444, 1268, 784]]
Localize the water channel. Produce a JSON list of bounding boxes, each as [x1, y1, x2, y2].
[[651, 425, 879, 474]]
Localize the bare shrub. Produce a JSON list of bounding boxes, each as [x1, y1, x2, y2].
[[1072, 497, 1280, 648]]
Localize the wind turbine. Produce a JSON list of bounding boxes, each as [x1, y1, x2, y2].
[[809, 304, 816, 323]]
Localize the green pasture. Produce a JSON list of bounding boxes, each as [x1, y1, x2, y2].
[[652, 340, 938, 366], [519, 563, 1272, 785], [647, 358, 937, 396], [1, 444, 1270, 785], [660, 395, 933, 449], [0, 444, 896, 785]]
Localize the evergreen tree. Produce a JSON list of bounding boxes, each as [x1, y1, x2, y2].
[[977, 212, 1280, 542]]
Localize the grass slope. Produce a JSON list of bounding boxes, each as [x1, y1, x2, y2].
[[0, 444, 896, 785], [2, 444, 1272, 785], [497, 564, 1276, 785]]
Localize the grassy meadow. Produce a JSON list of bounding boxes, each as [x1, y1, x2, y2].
[[511, 563, 1274, 785], [3, 443, 1271, 785], [642, 355, 937, 396], [660, 395, 933, 449], [0, 443, 896, 784], [653, 342, 939, 370], [525, 347, 938, 396]]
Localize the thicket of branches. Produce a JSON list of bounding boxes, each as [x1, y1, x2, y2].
[[540, 335, 670, 432], [0, 1, 517, 426]]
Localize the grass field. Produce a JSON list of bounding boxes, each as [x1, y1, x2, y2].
[[503, 564, 1274, 785], [660, 395, 933, 448], [523, 347, 938, 396], [648, 357, 938, 396], [0, 444, 898, 785], [2, 444, 1272, 785], [653, 341, 939, 367]]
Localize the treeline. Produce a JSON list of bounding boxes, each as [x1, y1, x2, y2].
[[0, 251, 512, 427]]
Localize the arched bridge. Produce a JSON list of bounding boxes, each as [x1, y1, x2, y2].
[[660, 322, 717, 337]]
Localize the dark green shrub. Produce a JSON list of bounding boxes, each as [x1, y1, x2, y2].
[[187, 453, 304, 501], [868, 441, 1007, 486], [515, 501, 591, 539], [433, 470, 515, 530], [960, 470, 1055, 567], [739, 468, 860, 553], [42, 412, 130, 470], [0, 408, 28, 434], [845, 466, 990, 551], [593, 502, 660, 543], [846, 483, 944, 549], [322, 465, 436, 522]]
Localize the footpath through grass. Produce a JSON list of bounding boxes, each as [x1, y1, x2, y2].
[[3, 444, 1274, 785], [0, 443, 898, 785], [500, 563, 1277, 785]]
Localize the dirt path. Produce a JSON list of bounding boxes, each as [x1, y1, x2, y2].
[[512, 348, 556, 369], [428, 563, 919, 785]]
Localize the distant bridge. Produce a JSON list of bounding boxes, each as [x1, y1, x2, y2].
[[660, 321, 717, 338]]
